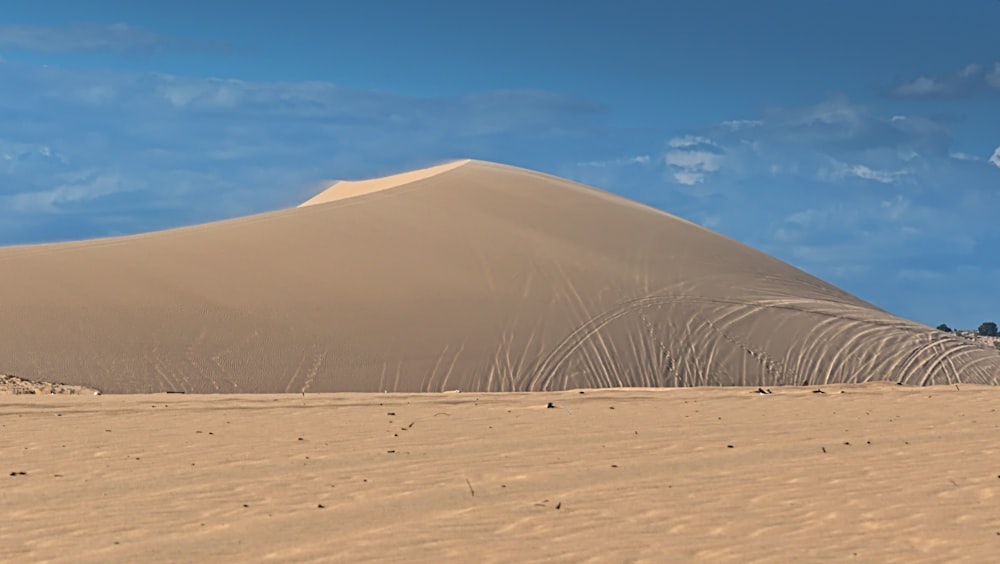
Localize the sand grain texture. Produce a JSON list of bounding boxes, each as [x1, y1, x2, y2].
[[0, 160, 997, 392], [3, 386, 1000, 562]]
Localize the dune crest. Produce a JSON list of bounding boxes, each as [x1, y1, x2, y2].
[[0, 160, 997, 392], [298, 159, 471, 207]]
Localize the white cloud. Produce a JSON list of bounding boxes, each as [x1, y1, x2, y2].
[[671, 171, 706, 185], [880, 195, 911, 221], [889, 61, 1000, 98], [892, 76, 946, 97], [155, 77, 246, 109], [786, 209, 821, 226], [0, 61, 615, 243], [577, 155, 650, 167], [7, 172, 129, 212], [651, 99, 997, 328], [665, 149, 723, 185], [666, 150, 722, 170], [0, 139, 69, 172], [787, 97, 866, 128], [721, 119, 763, 131], [658, 97, 955, 189], [771, 227, 798, 242], [819, 160, 909, 184], [949, 151, 980, 161], [0, 23, 225, 54], [958, 64, 983, 78], [987, 64, 1000, 91], [851, 164, 903, 183], [667, 135, 717, 149], [990, 146, 1000, 169]]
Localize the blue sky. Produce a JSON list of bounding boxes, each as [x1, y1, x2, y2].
[[1, 1, 998, 328]]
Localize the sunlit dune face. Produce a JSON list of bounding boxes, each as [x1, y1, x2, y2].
[[298, 159, 471, 207]]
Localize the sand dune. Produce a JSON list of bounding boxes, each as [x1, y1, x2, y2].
[[0, 159, 997, 392], [298, 159, 471, 207], [4, 386, 1000, 562]]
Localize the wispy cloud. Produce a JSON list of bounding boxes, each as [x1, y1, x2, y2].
[[648, 96, 999, 329], [886, 61, 1000, 99], [667, 135, 718, 149], [890, 76, 949, 97], [991, 147, 1000, 169], [720, 120, 763, 131], [664, 136, 723, 185], [0, 23, 226, 54], [665, 150, 722, 185], [987, 64, 1000, 91], [0, 62, 611, 243], [949, 151, 980, 162], [651, 97, 961, 200], [818, 160, 910, 184], [576, 155, 650, 167], [6, 171, 131, 213]]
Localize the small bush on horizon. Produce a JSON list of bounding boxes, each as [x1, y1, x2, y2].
[[936, 323, 952, 332]]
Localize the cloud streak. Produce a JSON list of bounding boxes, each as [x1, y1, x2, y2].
[[818, 160, 910, 184], [665, 136, 723, 185], [0, 23, 226, 54], [576, 155, 650, 167], [0, 62, 611, 243], [886, 62, 1000, 99]]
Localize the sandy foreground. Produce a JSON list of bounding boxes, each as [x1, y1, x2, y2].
[[3, 385, 999, 562]]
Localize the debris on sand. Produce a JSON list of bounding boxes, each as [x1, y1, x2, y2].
[[0, 374, 101, 396]]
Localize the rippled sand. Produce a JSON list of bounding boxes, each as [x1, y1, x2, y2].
[[4, 385, 1000, 562]]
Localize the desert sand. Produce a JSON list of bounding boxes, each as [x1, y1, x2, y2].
[[4, 385, 1000, 562], [0, 159, 997, 392]]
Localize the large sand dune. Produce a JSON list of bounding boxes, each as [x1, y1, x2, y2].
[[0, 159, 997, 392]]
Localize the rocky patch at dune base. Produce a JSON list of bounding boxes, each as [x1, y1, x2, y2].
[[0, 374, 100, 396]]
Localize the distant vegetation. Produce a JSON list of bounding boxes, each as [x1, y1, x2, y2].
[[936, 322, 1000, 354], [935, 322, 998, 337]]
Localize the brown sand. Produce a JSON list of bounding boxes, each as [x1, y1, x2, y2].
[[3, 385, 1000, 562], [0, 159, 998, 392]]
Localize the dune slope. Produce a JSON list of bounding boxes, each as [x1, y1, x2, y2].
[[0, 160, 997, 392]]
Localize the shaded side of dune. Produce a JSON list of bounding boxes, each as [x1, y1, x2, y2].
[[0, 160, 998, 392]]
